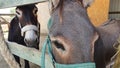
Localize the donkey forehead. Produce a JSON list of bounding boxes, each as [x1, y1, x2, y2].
[[50, 7, 93, 42], [49, 0, 94, 10]]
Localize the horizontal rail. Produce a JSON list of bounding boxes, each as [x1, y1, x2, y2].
[[0, 17, 10, 25], [0, 22, 9, 24], [0, 14, 15, 16], [6, 41, 54, 68], [109, 11, 120, 14], [0, 0, 47, 9]]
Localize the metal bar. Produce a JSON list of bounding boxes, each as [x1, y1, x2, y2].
[[109, 11, 120, 14], [0, 0, 47, 9], [6, 41, 54, 68]]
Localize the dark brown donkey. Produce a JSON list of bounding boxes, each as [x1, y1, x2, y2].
[[8, 4, 40, 68], [48, 0, 118, 68], [97, 19, 119, 66]]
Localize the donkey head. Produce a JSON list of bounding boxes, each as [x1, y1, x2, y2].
[[49, 0, 94, 12], [16, 4, 40, 48], [48, 0, 98, 64]]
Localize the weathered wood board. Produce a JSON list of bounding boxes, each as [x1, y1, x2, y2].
[[0, 0, 47, 9], [6, 41, 54, 68]]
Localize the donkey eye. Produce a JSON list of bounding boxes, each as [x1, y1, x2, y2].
[[16, 8, 22, 16], [16, 11, 20, 15], [53, 40, 65, 51], [33, 8, 38, 15], [16, 10, 22, 17], [35, 9, 38, 14]]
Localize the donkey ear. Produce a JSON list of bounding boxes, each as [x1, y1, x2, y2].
[[91, 32, 99, 61], [92, 32, 99, 47], [82, 0, 94, 8], [52, 0, 60, 8], [48, 0, 60, 12]]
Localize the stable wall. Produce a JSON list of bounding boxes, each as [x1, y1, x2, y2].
[[109, 0, 120, 19], [88, 0, 110, 26]]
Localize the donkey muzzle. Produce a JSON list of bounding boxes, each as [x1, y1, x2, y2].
[[21, 25, 39, 48]]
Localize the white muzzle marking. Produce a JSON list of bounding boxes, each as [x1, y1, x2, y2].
[[24, 30, 38, 41], [21, 25, 38, 37]]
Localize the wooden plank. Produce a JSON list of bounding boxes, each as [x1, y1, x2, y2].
[[0, 17, 9, 24], [6, 41, 54, 68], [109, 11, 120, 14], [0, 14, 15, 16], [0, 0, 47, 9]]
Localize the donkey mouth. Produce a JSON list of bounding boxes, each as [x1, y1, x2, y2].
[[25, 41, 39, 49]]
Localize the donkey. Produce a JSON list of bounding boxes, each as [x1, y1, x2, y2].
[[8, 4, 40, 68], [48, 0, 118, 68], [97, 19, 120, 64]]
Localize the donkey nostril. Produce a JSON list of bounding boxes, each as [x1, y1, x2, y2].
[[24, 38, 28, 44], [24, 38, 38, 44], [35, 38, 38, 43]]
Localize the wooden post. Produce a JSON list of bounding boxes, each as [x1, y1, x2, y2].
[[0, 23, 20, 68]]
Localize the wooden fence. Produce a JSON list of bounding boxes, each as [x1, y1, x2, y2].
[[0, 0, 54, 68], [0, 16, 52, 68], [6, 41, 54, 68]]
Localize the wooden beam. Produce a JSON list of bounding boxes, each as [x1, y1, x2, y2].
[[0, 0, 47, 9], [0, 23, 20, 68], [0, 14, 15, 16], [6, 41, 54, 68], [109, 11, 120, 14]]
